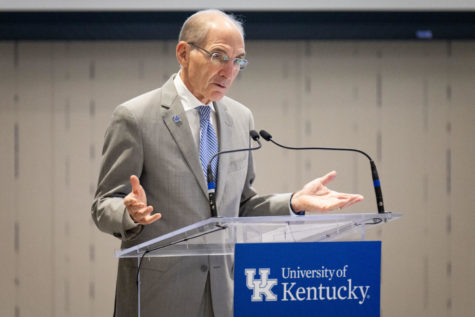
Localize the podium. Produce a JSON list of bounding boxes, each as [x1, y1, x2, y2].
[[116, 212, 400, 316]]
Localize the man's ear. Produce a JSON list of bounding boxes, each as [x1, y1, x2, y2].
[[176, 41, 189, 68]]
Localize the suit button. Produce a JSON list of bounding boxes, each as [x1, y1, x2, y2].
[[201, 265, 208, 272]]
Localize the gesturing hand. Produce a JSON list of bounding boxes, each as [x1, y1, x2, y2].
[[291, 171, 364, 213], [123, 175, 162, 224]]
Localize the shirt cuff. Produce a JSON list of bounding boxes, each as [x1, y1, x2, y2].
[[289, 192, 305, 216]]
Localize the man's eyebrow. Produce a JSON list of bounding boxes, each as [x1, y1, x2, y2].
[[231, 51, 247, 59], [210, 47, 246, 58], [210, 48, 227, 54]]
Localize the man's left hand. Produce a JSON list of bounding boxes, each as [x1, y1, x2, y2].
[[291, 171, 364, 213]]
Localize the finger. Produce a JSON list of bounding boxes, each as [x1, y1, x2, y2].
[[126, 203, 148, 212], [344, 194, 364, 208], [130, 175, 141, 194], [123, 197, 137, 207], [124, 197, 148, 210], [327, 195, 353, 211], [143, 213, 162, 224], [136, 205, 154, 218], [319, 170, 337, 186], [135, 208, 160, 224], [129, 205, 153, 223], [336, 194, 364, 210]]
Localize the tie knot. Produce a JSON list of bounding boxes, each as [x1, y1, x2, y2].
[[197, 105, 211, 123]]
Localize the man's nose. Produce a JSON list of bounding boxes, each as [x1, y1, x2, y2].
[[220, 60, 237, 78]]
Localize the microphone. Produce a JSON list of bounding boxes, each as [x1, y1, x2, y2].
[[206, 130, 262, 217], [259, 130, 385, 214]]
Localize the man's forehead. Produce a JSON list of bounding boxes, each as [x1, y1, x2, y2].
[[205, 19, 243, 39], [203, 27, 244, 52]]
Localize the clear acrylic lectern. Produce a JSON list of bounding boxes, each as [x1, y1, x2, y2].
[[116, 213, 401, 317]]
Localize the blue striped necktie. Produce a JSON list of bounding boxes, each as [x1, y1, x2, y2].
[[197, 105, 218, 181]]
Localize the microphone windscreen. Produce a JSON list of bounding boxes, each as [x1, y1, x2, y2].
[[259, 130, 272, 141], [249, 130, 260, 141]]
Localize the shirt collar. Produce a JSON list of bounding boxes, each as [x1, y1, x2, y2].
[[174, 72, 215, 112]]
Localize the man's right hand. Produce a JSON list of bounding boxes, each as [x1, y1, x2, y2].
[[123, 175, 162, 225]]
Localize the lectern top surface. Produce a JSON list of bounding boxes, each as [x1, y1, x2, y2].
[[116, 212, 400, 258]]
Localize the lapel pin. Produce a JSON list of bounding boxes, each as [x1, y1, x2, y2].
[[173, 115, 181, 123]]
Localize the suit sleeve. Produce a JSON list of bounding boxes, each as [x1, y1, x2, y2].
[[91, 105, 144, 241], [238, 110, 292, 217]]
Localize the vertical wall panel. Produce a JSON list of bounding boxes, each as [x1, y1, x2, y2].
[[86, 42, 117, 317], [0, 42, 16, 317], [51, 41, 69, 317], [450, 41, 475, 317], [80, 42, 117, 317], [380, 42, 431, 317], [424, 42, 452, 317], [15, 42, 55, 316]]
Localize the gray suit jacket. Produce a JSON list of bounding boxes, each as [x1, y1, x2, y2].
[[92, 75, 291, 316]]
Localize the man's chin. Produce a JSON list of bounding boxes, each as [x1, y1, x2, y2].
[[208, 92, 227, 102]]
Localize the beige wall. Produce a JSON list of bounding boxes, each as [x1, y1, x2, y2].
[[0, 40, 474, 316]]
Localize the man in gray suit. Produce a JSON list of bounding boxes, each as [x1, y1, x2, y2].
[[92, 9, 363, 317]]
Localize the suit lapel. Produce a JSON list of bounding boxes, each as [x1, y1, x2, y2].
[[215, 101, 234, 215], [161, 76, 208, 197]]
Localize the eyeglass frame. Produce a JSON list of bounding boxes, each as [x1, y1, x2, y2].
[[187, 42, 248, 71]]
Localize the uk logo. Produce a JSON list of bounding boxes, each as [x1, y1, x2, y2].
[[245, 268, 278, 302]]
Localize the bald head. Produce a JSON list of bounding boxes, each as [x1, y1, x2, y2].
[[176, 9, 246, 104], [178, 9, 244, 46]]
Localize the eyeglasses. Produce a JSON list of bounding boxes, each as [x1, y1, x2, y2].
[[188, 42, 248, 71]]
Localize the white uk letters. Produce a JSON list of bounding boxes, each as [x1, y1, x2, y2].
[[245, 265, 371, 305]]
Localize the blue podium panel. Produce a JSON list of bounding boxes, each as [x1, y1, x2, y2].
[[234, 241, 381, 317]]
